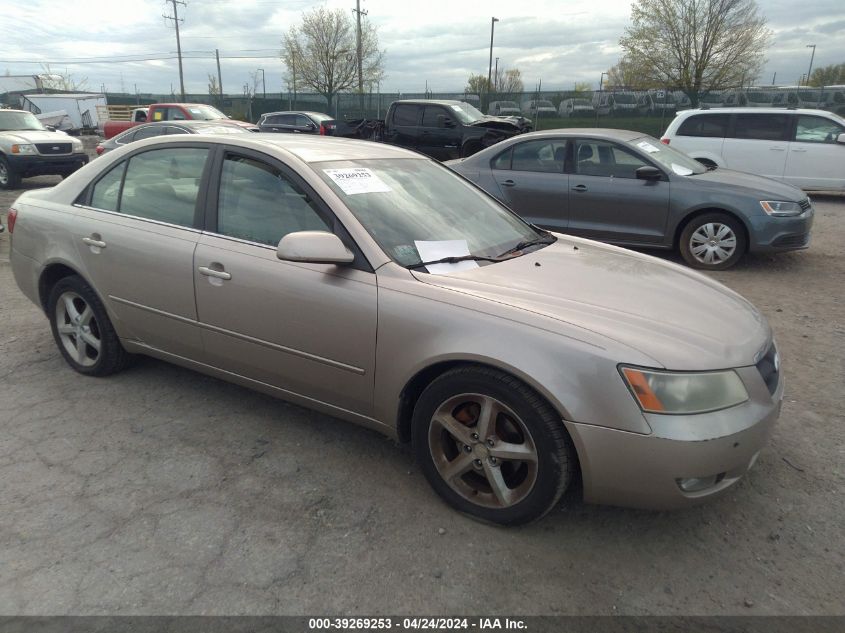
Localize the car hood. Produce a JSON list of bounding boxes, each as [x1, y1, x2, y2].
[[684, 167, 805, 200], [469, 116, 529, 132], [1, 130, 70, 143], [413, 238, 770, 370]]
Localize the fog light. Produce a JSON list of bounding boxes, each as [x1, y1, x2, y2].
[[677, 474, 724, 493]]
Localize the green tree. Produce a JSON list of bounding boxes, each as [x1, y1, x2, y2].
[[606, 57, 651, 89], [809, 63, 845, 87], [281, 7, 385, 113], [620, 0, 770, 105]]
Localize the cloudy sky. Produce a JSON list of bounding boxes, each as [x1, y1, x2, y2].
[[1, 0, 843, 95]]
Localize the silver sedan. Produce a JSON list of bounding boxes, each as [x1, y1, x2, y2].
[[8, 134, 782, 524]]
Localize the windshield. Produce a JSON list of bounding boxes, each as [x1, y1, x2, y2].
[[449, 102, 485, 124], [183, 104, 228, 120], [314, 158, 544, 270], [613, 93, 636, 104], [628, 136, 707, 176], [0, 110, 46, 131]]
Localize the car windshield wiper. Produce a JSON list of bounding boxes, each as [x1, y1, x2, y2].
[[498, 234, 556, 258], [407, 254, 505, 270]]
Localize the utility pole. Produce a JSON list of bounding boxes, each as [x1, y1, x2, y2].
[[806, 44, 816, 86], [487, 17, 499, 107], [494, 57, 499, 91], [215, 49, 223, 107], [353, 0, 368, 115], [163, 0, 187, 101]]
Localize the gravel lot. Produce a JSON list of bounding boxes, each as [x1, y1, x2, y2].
[[0, 147, 843, 616]]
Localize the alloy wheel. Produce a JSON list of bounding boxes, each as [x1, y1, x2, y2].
[[429, 393, 538, 509], [54, 291, 101, 368]]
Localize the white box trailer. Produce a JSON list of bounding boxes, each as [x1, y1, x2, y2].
[[19, 93, 108, 132]]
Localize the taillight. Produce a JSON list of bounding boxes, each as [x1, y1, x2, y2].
[[319, 124, 326, 135], [660, 138, 670, 145], [7, 208, 18, 234], [95, 145, 105, 155]]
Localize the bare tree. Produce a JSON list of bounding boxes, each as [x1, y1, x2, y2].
[[465, 73, 492, 95], [39, 63, 88, 91], [619, 0, 770, 105], [496, 68, 524, 96], [208, 74, 220, 98], [809, 63, 845, 87], [281, 7, 385, 113]]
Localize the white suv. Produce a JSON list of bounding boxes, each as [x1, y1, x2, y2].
[[661, 108, 845, 191]]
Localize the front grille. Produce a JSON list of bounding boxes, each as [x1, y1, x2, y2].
[[799, 198, 811, 212], [756, 343, 779, 396], [35, 142, 72, 155], [772, 233, 810, 248]]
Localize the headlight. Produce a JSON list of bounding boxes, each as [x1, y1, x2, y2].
[[71, 139, 84, 151], [760, 200, 803, 217], [620, 366, 748, 414], [11, 143, 37, 155]]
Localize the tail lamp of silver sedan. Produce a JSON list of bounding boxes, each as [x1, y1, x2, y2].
[[7, 134, 783, 524]]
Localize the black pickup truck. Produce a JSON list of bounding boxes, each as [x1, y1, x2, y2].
[[341, 99, 531, 160]]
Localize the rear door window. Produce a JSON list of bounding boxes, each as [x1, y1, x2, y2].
[[133, 126, 167, 141], [393, 104, 421, 126], [90, 162, 126, 211], [731, 113, 791, 141]]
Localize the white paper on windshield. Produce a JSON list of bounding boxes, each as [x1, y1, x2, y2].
[[323, 168, 391, 195], [450, 105, 464, 112], [414, 239, 479, 275], [637, 141, 660, 153], [671, 163, 694, 176]]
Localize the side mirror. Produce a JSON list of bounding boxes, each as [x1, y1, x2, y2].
[[635, 166, 663, 181], [276, 231, 354, 264], [837, 133, 845, 144], [45, 125, 57, 131]]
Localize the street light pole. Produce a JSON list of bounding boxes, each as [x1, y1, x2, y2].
[[257, 68, 265, 99], [805, 44, 816, 86], [494, 57, 499, 91], [596, 71, 606, 126], [487, 17, 499, 104]]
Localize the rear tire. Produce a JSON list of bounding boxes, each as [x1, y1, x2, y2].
[[47, 275, 132, 376], [412, 366, 576, 525]]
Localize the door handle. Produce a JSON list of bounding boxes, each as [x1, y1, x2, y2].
[[82, 236, 106, 248], [198, 266, 232, 281], [769, 146, 786, 151], [571, 184, 588, 192], [791, 148, 807, 153], [501, 179, 516, 187]]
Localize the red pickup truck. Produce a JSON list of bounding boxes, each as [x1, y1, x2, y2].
[[102, 103, 257, 139]]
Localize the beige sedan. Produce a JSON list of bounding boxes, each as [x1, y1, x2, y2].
[[8, 134, 782, 524]]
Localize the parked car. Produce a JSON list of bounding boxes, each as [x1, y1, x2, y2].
[[257, 111, 340, 135], [558, 98, 594, 118], [95, 120, 251, 155], [723, 89, 774, 108], [592, 92, 638, 116], [8, 134, 783, 524], [698, 92, 725, 109], [447, 128, 814, 270], [521, 99, 556, 117], [102, 103, 257, 139], [0, 109, 88, 190], [661, 107, 845, 191], [488, 101, 522, 116], [381, 99, 530, 160], [636, 90, 677, 116]]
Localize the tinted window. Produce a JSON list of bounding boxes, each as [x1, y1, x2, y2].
[[90, 162, 125, 211], [279, 114, 297, 125], [217, 155, 329, 246], [574, 140, 648, 179], [134, 126, 167, 140], [732, 113, 790, 141], [296, 114, 313, 128], [677, 114, 730, 137], [393, 104, 420, 126], [510, 140, 566, 173], [166, 126, 191, 135], [119, 148, 208, 226], [263, 115, 283, 125], [422, 106, 454, 127], [794, 115, 844, 143], [167, 107, 188, 121]]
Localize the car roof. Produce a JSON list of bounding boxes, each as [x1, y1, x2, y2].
[[673, 107, 836, 117], [126, 132, 425, 163], [392, 99, 468, 106], [260, 111, 332, 118], [509, 128, 647, 141]]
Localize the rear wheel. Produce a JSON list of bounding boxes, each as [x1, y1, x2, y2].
[[679, 212, 746, 270], [47, 275, 132, 376], [0, 156, 21, 190], [412, 366, 576, 525]]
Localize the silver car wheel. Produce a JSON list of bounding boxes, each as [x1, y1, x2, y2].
[[689, 222, 737, 266], [429, 393, 538, 509], [54, 291, 101, 368], [0, 161, 8, 186]]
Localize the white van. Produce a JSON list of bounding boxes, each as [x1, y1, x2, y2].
[[520, 99, 556, 117], [592, 91, 638, 116], [558, 98, 594, 117], [661, 107, 845, 191]]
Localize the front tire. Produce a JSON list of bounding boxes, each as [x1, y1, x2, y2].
[[47, 275, 132, 376], [0, 156, 22, 190], [412, 366, 576, 525], [679, 212, 746, 270]]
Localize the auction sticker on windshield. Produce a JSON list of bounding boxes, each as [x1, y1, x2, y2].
[[637, 141, 661, 153], [323, 168, 392, 195]]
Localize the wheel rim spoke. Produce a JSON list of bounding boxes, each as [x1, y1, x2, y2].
[[63, 294, 81, 322], [80, 330, 101, 351], [483, 461, 513, 507], [74, 336, 88, 363], [441, 453, 475, 482], [489, 441, 537, 463], [79, 305, 94, 327], [57, 323, 75, 335], [434, 414, 472, 446], [475, 395, 497, 439]]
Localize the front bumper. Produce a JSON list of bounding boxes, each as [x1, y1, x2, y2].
[[565, 363, 783, 510], [7, 152, 89, 178], [748, 205, 814, 253]]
